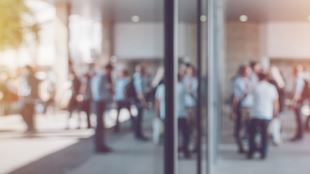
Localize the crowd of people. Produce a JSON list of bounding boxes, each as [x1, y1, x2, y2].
[[230, 61, 310, 160], [0, 61, 200, 157], [4, 59, 310, 159], [65, 62, 200, 155]]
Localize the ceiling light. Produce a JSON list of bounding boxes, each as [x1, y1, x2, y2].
[[200, 15, 207, 22], [131, 15, 140, 23], [239, 15, 248, 22]]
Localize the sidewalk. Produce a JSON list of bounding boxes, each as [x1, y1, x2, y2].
[[0, 110, 197, 174], [216, 110, 310, 174]]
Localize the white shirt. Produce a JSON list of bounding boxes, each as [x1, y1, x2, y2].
[[233, 76, 253, 108], [155, 82, 187, 119], [294, 73, 305, 100], [252, 81, 278, 120]]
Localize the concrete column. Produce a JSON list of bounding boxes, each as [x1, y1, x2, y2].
[[53, 1, 70, 106]]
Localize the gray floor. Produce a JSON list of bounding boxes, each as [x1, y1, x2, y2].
[[215, 110, 310, 174], [0, 111, 197, 174], [1, 110, 310, 174]]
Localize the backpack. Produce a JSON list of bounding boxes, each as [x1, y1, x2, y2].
[[126, 78, 138, 100]]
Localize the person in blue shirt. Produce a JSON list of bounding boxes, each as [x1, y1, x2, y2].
[[155, 75, 191, 158], [114, 69, 134, 132], [91, 64, 114, 153], [132, 65, 150, 141]]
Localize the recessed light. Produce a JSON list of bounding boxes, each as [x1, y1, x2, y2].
[[239, 15, 248, 22], [200, 15, 207, 22], [131, 15, 140, 23]]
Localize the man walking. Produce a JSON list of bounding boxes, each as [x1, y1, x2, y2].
[[247, 72, 279, 159]]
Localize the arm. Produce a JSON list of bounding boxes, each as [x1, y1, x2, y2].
[[273, 99, 279, 119], [155, 99, 161, 118]]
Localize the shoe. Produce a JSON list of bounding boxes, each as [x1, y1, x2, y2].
[[136, 135, 150, 141], [114, 126, 120, 133], [184, 151, 192, 159], [238, 149, 246, 154], [290, 136, 303, 142], [96, 146, 113, 153], [246, 153, 253, 160], [260, 155, 266, 160]]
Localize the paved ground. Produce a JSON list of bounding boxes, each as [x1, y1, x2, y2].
[[215, 110, 310, 174], [1, 108, 310, 174], [0, 109, 197, 174]]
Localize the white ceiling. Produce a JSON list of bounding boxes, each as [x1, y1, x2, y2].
[[49, 0, 310, 23], [226, 0, 310, 22]]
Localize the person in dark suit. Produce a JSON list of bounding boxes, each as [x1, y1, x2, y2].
[[66, 71, 81, 129], [91, 64, 114, 153]]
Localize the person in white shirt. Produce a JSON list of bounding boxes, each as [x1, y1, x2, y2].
[[155, 75, 190, 158], [247, 72, 279, 160], [231, 65, 252, 153]]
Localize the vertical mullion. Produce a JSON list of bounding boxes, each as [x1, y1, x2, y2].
[[196, 0, 203, 173], [164, 0, 178, 173]]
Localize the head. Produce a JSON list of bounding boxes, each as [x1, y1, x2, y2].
[[257, 72, 268, 82], [186, 64, 196, 77], [104, 64, 113, 76], [178, 63, 187, 78], [250, 61, 261, 74], [119, 69, 128, 78], [238, 65, 250, 78], [292, 65, 303, 77], [135, 64, 145, 74]]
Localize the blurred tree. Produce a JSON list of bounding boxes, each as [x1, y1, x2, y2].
[[0, 0, 37, 51]]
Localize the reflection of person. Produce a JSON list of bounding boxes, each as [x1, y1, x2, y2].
[[183, 65, 198, 152], [247, 72, 279, 160], [155, 75, 190, 158], [291, 65, 305, 141], [91, 64, 114, 153], [133, 65, 149, 141], [114, 69, 133, 132], [231, 65, 252, 153], [80, 72, 93, 129], [66, 71, 81, 129], [20, 66, 39, 133]]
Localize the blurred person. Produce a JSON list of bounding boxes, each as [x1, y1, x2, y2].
[[249, 61, 261, 84], [155, 75, 190, 158], [66, 71, 82, 129], [132, 64, 150, 141], [231, 65, 252, 153], [19, 66, 39, 133], [79, 71, 93, 129], [114, 69, 134, 132], [290, 65, 305, 141], [91, 64, 114, 153], [41, 71, 56, 114], [268, 66, 286, 145], [247, 72, 279, 160], [183, 64, 198, 151]]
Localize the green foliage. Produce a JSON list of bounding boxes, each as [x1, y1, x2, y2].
[[0, 0, 35, 51]]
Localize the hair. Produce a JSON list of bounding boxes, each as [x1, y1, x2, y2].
[[257, 72, 268, 81], [105, 64, 114, 70], [238, 64, 247, 75], [250, 61, 259, 69]]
